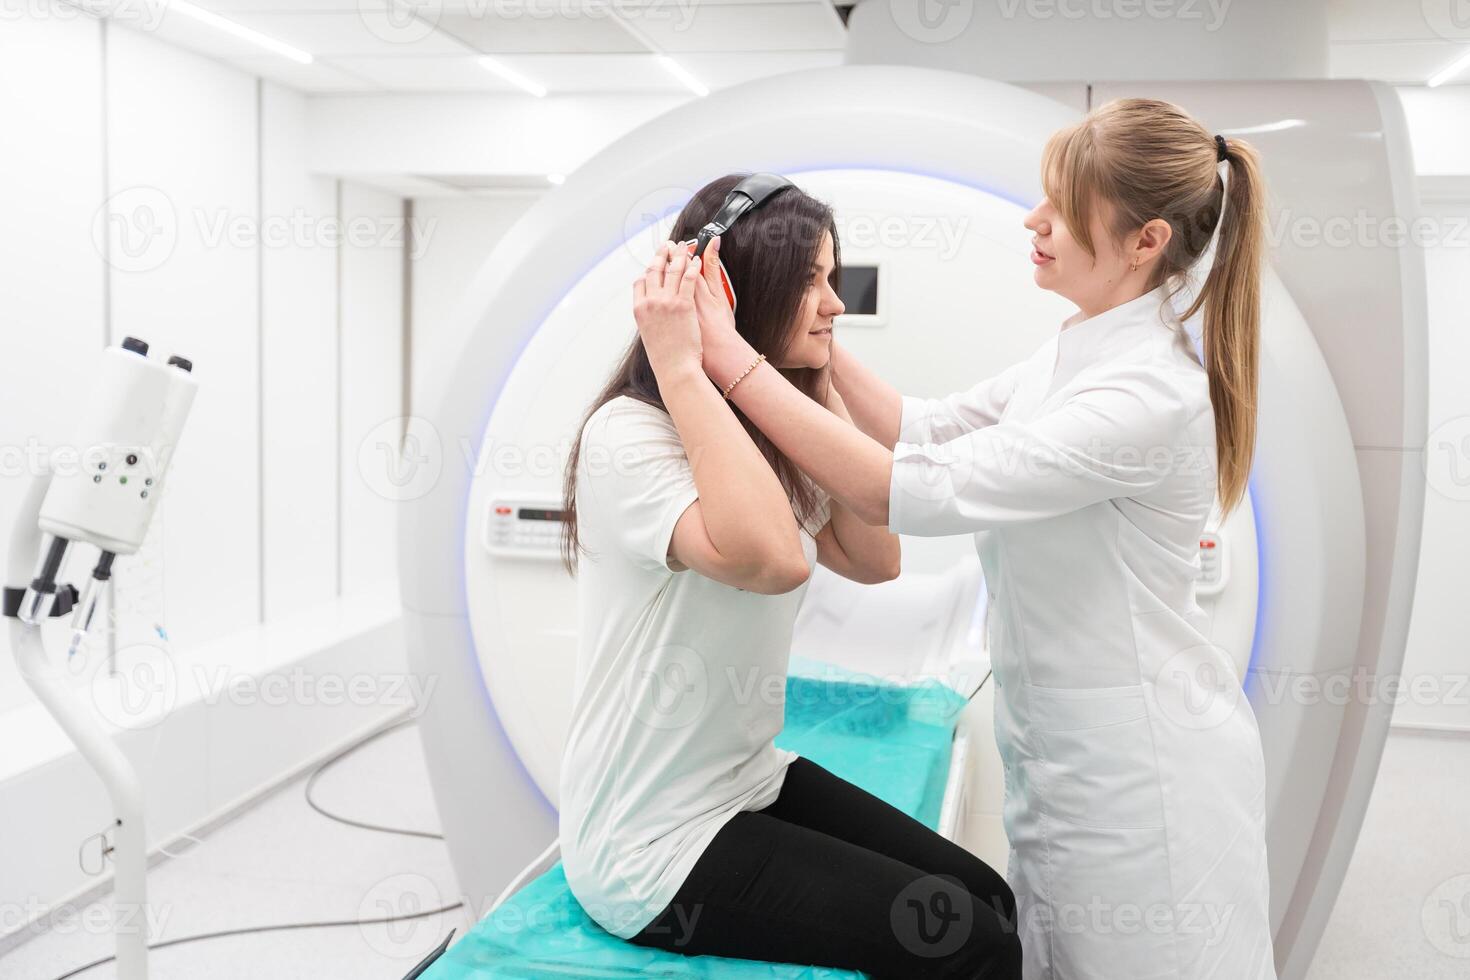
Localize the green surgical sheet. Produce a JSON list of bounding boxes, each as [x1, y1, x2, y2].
[[420, 663, 968, 980]]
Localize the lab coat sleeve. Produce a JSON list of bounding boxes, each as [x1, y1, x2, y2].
[[897, 360, 1027, 446], [888, 367, 1200, 536]]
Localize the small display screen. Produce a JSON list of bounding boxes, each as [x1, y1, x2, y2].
[[838, 265, 879, 316], [518, 508, 568, 523]]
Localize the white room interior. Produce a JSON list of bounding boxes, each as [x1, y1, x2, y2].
[[2, 2, 1469, 978]]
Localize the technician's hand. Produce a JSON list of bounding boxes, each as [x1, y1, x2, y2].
[[692, 235, 756, 390], [634, 241, 704, 380]]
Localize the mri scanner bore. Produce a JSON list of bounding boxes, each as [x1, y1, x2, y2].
[[406, 66, 1424, 980]]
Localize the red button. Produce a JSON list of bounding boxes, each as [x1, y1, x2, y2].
[[495, 506, 512, 515]]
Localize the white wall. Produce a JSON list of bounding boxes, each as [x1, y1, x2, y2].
[[1, 3, 408, 752], [104, 25, 262, 653], [0, 8, 412, 936], [0, 7, 106, 714], [409, 193, 541, 410], [338, 183, 406, 596], [0, 13, 403, 732], [261, 83, 340, 621]]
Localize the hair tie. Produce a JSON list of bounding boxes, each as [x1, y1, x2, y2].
[[1214, 134, 1228, 162]]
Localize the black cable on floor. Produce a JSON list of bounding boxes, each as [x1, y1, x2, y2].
[[304, 718, 444, 840], [50, 900, 464, 980], [50, 717, 457, 980]]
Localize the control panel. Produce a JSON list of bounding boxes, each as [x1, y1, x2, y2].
[[1197, 530, 1228, 597], [482, 496, 568, 559]]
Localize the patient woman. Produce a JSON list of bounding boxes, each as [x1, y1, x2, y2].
[[557, 174, 1020, 979]]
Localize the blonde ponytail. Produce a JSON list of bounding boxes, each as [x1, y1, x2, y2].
[[1182, 137, 1264, 515], [1041, 99, 1266, 514]]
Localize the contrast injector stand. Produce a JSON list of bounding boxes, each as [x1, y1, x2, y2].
[[4, 336, 197, 980]]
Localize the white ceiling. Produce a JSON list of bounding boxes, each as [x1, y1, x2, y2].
[[91, 0, 849, 94], [1329, 0, 1470, 84], [77, 0, 1470, 94]]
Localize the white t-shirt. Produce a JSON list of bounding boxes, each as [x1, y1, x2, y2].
[[559, 395, 828, 939]]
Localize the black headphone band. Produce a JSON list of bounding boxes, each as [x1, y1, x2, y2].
[[693, 173, 795, 258]]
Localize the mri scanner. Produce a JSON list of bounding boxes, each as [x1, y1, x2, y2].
[[399, 66, 1425, 978]]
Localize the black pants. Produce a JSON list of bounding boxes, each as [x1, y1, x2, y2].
[[628, 757, 1021, 979]]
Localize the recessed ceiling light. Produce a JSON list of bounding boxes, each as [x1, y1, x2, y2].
[[477, 56, 548, 98], [1428, 49, 1470, 88], [167, 0, 312, 65], [656, 56, 708, 98], [1220, 119, 1306, 136]]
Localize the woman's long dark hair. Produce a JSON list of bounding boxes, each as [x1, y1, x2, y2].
[[561, 173, 840, 572]]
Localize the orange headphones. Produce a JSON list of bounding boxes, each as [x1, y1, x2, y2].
[[676, 172, 794, 314]]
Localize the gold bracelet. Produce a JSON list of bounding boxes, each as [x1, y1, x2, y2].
[[722, 354, 766, 400]]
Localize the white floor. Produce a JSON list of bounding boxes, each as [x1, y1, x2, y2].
[[2, 726, 1467, 979], [0, 724, 475, 980], [1303, 729, 1470, 980]]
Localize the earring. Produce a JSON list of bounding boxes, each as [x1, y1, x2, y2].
[[1131, 258, 1139, 273]]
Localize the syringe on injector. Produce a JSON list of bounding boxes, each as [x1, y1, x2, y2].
[[66, 551, 114, 659]]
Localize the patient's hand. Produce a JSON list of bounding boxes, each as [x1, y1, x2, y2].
[[691, 235, 754, 389], [633, 240, 704, 381]]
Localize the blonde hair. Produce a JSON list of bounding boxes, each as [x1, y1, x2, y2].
[[1041, 98, 1265, 515]]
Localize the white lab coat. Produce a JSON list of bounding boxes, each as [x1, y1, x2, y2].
[[888, 285, 1276, 980]]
